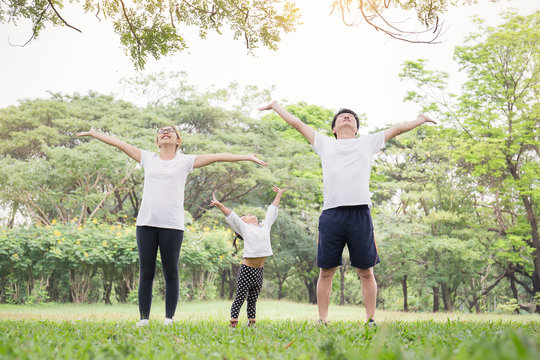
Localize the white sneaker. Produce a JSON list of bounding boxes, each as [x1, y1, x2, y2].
[[163, 318, 173, 326], [136, 319, 149, 327]]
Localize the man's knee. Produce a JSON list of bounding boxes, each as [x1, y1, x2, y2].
[[356, 267, 374, 281], [319, 267, 338, 280]]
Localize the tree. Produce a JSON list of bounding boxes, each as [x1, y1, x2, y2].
[[331, 0, 505, 44], [400, 11, 539, 312], [1, 0, 301, 69], [374, 125, 490, 312], [265, 210, 313, 300]]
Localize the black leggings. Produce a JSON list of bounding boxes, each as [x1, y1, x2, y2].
[[136, 226, 183, 319], [230, 264, 264, 319]]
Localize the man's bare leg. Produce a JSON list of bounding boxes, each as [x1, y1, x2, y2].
[[356, 267, 377, 322], [317, 267, 338, 323]]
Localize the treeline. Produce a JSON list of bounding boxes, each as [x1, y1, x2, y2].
[[0, 11, 538, 313]]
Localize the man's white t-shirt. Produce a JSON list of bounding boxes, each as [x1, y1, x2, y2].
[[225, 204, 278, 258], [136, 150, 196, 230], [312, 131, 385, 210]]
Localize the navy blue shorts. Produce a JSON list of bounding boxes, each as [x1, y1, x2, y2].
[[317, 205, 379, 269]]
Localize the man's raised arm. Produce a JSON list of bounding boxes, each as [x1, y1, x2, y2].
[[384, 114, 437, 142], [259, 100, 316, 145]]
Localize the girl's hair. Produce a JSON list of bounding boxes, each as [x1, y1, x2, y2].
[[232, 232, 243, 252]]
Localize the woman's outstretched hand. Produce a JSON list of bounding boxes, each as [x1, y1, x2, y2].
[[249, 154, 268, 167]]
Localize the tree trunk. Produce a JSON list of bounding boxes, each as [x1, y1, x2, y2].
[[304, 277, 317, 304], [440, 283, 454, 312], [509, 164, 540, 313], [509, 276, 520, 315], [402, 274, 408, 312], [220, 270, 227, 298], [103, 280, 113, 304], [340, 265, 345, 305], [115, 283, 129, 303], [433, 286, 440, 312], [8, 201, 19, 228], [522, 196, 540, 314]]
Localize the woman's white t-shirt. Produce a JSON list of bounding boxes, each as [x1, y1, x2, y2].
[[312, 131, 385, 210], [136, 150, 196, 230], [225, 204, 278, 258]]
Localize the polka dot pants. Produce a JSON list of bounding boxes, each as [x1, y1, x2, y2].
[[230, 264, 264, 319]]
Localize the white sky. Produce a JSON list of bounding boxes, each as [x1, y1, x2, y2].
[[0, 0, 537, 130]]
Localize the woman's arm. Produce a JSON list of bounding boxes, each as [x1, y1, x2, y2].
[[76, 129, 142, 163], [194, 153, 267, 169]]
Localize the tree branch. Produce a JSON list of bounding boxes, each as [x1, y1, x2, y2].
[[86, 166, 135, 224], [47, 0, 82, 33], [335, 0, 444, 44], [8, 4, 51, 47], [118, 0, 142, 52]]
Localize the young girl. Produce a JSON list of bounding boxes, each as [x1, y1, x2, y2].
[[76, 126, 267, 327], [210, 185, 287, 328]]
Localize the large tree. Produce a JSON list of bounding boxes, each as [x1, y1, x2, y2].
[[400, 11, 539, 312], [1, 0, 300, 69]]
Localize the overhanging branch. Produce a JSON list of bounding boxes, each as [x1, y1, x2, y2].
[[48, 0, 82, 33]]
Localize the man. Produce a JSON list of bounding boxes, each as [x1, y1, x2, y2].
[[259, 100, 436, 326]]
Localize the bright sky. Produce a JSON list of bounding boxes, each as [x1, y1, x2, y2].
[[0, 0, 537, 130]]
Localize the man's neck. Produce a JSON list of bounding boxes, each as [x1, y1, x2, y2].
[[335, 130, 356, 140]]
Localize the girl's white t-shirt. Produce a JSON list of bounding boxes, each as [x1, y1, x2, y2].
[[136, 150, 196, 230], [225, 204, 278, 258], [312, 131, 385, 210]]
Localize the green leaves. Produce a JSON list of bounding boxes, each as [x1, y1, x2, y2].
[[3, 0, 301, 69]]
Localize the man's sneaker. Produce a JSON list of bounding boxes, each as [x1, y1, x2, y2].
[[136, 319, 149, 328], [366, 319, 378, 329], [163, 318, 174, 326]]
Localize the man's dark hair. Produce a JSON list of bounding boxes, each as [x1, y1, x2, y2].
[[331, 108, 359, 139]]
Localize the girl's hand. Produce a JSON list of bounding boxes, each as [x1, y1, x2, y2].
[[258, 100, 277, 111], [249, 154, 268, 167], [272, 185, 288, 194], [76, 128, 97, 137], [209, 192, 220, 207]]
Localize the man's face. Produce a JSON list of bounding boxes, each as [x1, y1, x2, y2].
[[333, 113, 358, 136]]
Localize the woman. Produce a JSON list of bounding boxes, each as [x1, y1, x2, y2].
[[76, 126, 267, 326]]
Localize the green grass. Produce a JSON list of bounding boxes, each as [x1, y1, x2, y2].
[[1, 300, 540, 359]]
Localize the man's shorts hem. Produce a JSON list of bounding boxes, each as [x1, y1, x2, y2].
[[317, 262, 342, 269], [350, 258, 380, 269]]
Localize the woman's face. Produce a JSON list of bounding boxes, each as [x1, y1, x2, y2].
[[156, 126, 181, 149]]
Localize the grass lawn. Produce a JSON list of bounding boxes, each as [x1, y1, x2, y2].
[[1, 300, 539, 359]]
